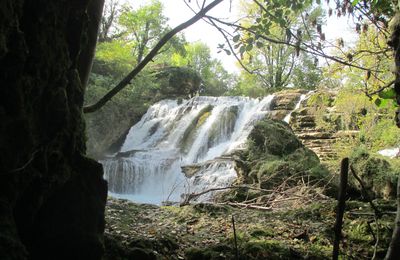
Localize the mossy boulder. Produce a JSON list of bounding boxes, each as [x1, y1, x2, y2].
[[248, 120, 302, 157], [228, 119, 329, 198], [349, 147, 398, 199], [180, 105, 213, 153]]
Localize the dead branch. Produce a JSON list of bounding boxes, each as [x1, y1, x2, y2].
[[180, 185, 273, 206], [224, 202, 272, 211], [349, 165, 381, 215], [231, 215, 239, 260], [333, 158, 349, 260]]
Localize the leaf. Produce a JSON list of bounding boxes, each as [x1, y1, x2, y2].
[[351, 0, 360, 6], [246, 44, 253, 51], [379, 98, 389, 107], [224, 49, 231, 55], [233, 34, 240, 43], [246, 37, 254, 44], [256, 41, 264, 48], [239, 46, 246, 55], [374, 98, 381, 107], [378, 88, 396, 99]]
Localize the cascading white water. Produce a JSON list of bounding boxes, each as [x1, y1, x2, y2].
[[102, 95, 275, 204]]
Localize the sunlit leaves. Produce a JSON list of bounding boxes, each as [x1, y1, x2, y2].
[[379, 88, 396, 99]]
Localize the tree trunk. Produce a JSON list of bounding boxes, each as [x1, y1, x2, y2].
[[0, 0, 107, 259], [385, 10, 400, 260]]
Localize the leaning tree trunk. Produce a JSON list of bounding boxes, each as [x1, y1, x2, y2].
[[385, 11, 400, 260], [0, 0, 106, 259]]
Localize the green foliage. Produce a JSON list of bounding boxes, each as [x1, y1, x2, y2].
[[227, 73, 268, 97], [333, 84, 399, 151], [118, 0, 170, 63], [168, 42, 235, 96], [230, 1, 323, 95], [94, 40, 135, 77], [155, 66, 202, 98]]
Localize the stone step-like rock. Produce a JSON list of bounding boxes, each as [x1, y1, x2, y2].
[[296, 132, 335, 140]]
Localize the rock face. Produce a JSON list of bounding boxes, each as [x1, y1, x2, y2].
[[269, 89, 362, 162], [0, 1, 107, 259], [268, 89, 307, 121]]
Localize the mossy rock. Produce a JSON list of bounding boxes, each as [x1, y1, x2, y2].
[[224, 119, 330, 201], [248, 119, 301, 157], [349, 147, 398, 199], [208, 106, 238, 147], [180, 105, 213, 153]]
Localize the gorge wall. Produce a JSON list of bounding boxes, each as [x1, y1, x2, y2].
[[0, 1, 107, 259]]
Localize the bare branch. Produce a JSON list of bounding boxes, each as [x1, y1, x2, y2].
[[207, 17, 255, 74], [207, 15, 378, 72], [363, 80, 395, 99]]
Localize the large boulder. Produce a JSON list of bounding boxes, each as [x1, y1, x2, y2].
[[227, 119, 329, 201], [349, 147, 398, 199]]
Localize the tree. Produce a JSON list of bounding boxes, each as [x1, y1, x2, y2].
[[168, 41, 234, 95], [0, 0, 107, 259], [83, 0, 224, 113], [98, 0, 121, 43], [233, 1, 323, 91], [118, 0, 169, 63]]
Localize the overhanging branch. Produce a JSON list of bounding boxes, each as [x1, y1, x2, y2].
[[84, 0, 223, 113]]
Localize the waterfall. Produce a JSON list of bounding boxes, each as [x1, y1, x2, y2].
[[102, 96, 275, 204], [283, 93, 307, 123]]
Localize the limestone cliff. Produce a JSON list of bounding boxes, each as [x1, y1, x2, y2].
[[270, 89, 358, 161]]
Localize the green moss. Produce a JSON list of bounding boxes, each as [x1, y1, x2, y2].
[[197, 111, 211, 127], [207, 106, 238, 146], [241, 239, 292, 259], [180, 105, 213, 153], [349, 146, 398, 199], [193, 203, 231, 216], [249, 227, 275, 238], [222, 119, 331, 200], [185, 244, 233, 260]]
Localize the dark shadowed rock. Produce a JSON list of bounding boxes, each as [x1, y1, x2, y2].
[[0, 1, 107, 259]]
